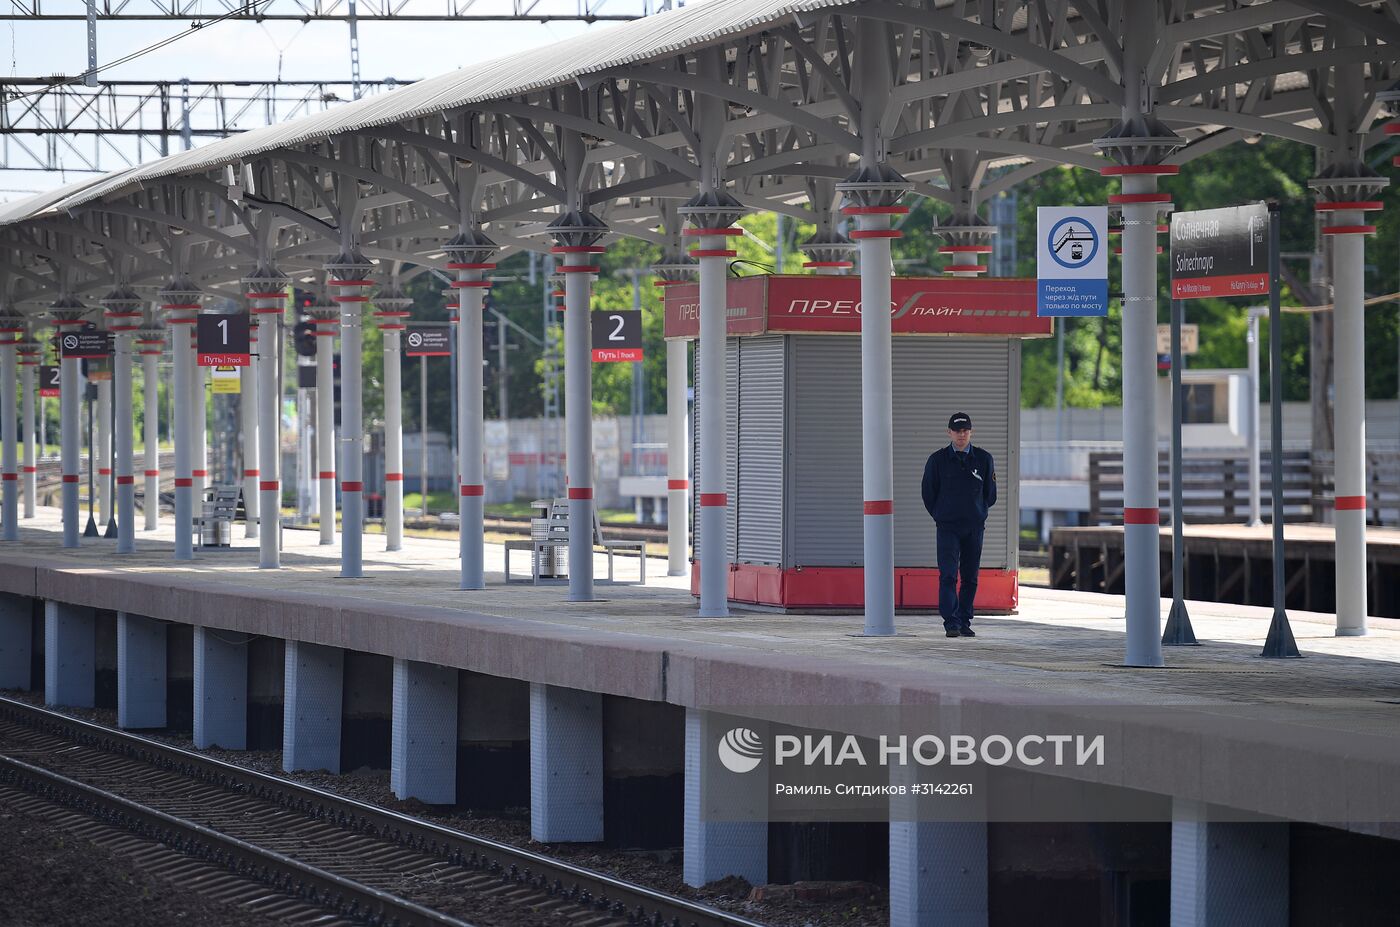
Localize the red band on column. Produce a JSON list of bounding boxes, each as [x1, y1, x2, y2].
[[447, 262, 498, 270], [1314, 201, 1383, 212], [1321, 225, 1376, 236], [1108, 193, 1172, 205], [699, 492, 727, 506], [1100, 164, 1180, 176], [668, 479, 689, 490], [460, 484, 484, 496], [450, 280, 493, 288], [863, 500, 893, 515], [98, 468, 111, 476], [62, 474, 79, 483], [319, 471, 335, 479], [804, 262, 853, 269], [1, 473, 15, 481], [681, 227, 746, 236], [192, 469, 207, 478], [144, 470, 159, 477], [327, 279, 374, 287], [174, 478, 192, 487], [116, 476, 133, 485], [1123, 507, 1160, 525], [385, 473, 403, 481], [23, 467, 37, 473], [558, 265, 601, 274], [849, 230, 903, 240], [568, 487, 593, 500], [341, 481, 363, 492], [260, 480, 280, 491], [1335, 495, 1366, 510], [243, 469, 258, 477]]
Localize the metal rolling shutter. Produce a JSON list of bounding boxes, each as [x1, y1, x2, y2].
[[736, 336, 785, 565], [786, 336, 864, 567], [892, 339, 1012, 570]]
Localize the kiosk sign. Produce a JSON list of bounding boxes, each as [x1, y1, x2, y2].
[[1036, 206, 1108, 316], [1170, 203, 1268, 299]]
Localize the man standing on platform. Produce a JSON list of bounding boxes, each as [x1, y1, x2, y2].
[[921, 412, 997, 638]]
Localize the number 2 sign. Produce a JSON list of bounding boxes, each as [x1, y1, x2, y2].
[[196, 312, 252, 366], [590, 310, 643, 363]]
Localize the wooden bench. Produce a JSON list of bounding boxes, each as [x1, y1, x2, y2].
[[504, 498, 647, 585]]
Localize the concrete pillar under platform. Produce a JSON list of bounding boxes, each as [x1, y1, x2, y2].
[[391, 658, 457, 804], [194, 626, 247, 750], [1171, 799, 1288, 927], [888, 764, 988, 927], [283, 640, 343, 773], [683, 709, 767, 888], [44, 601, 94, 708], [116, 612, 166, 729], [529, 683, 603, 843], [0, 594, 31, 689]]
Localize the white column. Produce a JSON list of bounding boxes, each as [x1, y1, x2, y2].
[[559, 248, 599, 601], [665, 335, 688, 576], [190, 331, 207, 501], [1329, 213, 1368, 635], [683, 709, 767, 887], [1170, 799, 1287, 927], [851, 207, 901, 636], [252, 296, 284, 569], [390, 658, 458, 804], [141, 342, 160, 531], [381, 322, 404, 552], [283, 639, 343, 773], [889, 762, 988, 927], [334, 280, 368, 579], [456, 272, 488, 588], [1117, 173, 1168, 667], [113, 327, 135, 553], [116, 612, 166, 729], [59, 337, 81, 549], [45, 601, 95, 707], [193, 624, 246, 749], [20, 348, 35, 520], [1, 333, 17, 541], [695, 232, 730, 617], [315, 316, 336, 545], [170, 311, 194, 559], [529, 682, 603, 842], [97, 377, 111, 525], [241, 324, 260, 540]]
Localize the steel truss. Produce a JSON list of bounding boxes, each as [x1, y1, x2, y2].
[[1, 0, 664, 20]]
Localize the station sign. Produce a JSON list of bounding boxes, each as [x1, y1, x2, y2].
[[404, 326, 451, 357], [1170, 203, 1268, 299], [59, 329, 113, 359], [663, 276, 1047, 339], [197, 312, 251, 366], [1156, 323, 1198, 355], [210, 365, 241, 394], [39, 364, 60, 397], [592, 310, 643, 362], [1036, 205, 1109, 317]]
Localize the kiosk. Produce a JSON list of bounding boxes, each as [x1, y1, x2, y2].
[[665, 275, 1049, 611]]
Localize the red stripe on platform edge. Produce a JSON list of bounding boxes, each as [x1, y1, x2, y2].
[[385, 473, 404, 481], [460, 484, 484, 496], [568, 487, 594, 500], [699, 492, 727, 506], [174, 478, 192, 487], [144, 470, 158, 477], [668, 479, 688, 490], [260, 481, 280, 491], [1122, 507, 1160, 525], [318, 471, 335, 479], [863, 500, 894, 515], [62, 474, 79, 483], [1335, 495, 1367, 511], [116, 476, 133, 485], [341, 481, 364, 492]]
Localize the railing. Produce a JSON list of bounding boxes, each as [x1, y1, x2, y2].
[[1087, 450, 1314, 525], [1311, 451, 1400, 527]]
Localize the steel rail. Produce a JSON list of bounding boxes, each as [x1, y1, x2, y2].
[[0, 695, 766, 927]]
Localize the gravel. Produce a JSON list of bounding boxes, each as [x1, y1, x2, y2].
[[2, 692, 890, 927]]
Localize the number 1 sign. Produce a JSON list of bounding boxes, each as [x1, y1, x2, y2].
[[196, 312, 252, 366]]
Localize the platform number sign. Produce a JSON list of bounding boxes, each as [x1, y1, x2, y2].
[[1036, 205, 1108, 317], [196, 312, 251, 366], [39, 364, 60, 397], [591, 310, 643, 362]]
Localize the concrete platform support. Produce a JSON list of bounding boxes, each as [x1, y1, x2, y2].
[[683, 709, 767, 888], [193, 625, 247, 749], [116, 612, 166, 729], [390, 658, 458, 804], [1170, 800, 1288, 927], [0, 593, 31, 688], [283, 640, 343, 773], [529, 682, 603, 842], [44, 601, 94, 708], [888, 763, 988, 927]]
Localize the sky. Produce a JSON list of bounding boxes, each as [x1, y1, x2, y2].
[[0, 6, 656, 199]]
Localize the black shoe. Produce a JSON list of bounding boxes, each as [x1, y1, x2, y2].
[[945, 628, 961, 638], [959, 627, 976, 637]]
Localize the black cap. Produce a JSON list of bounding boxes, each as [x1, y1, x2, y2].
[[948, 412, 972, 431]]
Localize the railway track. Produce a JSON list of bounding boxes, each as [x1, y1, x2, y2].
[[0, 695, 765, 927]]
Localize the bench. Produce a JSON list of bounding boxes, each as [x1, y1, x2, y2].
[[196, 485, 242, 549], [505, 498, 647, 585]]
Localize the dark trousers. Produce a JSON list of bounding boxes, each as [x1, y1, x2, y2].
[[936, 522, 984, 629]]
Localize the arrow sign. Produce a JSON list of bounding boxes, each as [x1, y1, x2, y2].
[[1170, 203, 1269, 300]]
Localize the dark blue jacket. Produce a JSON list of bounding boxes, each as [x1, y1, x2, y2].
[[921, 444, 997, 526]]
